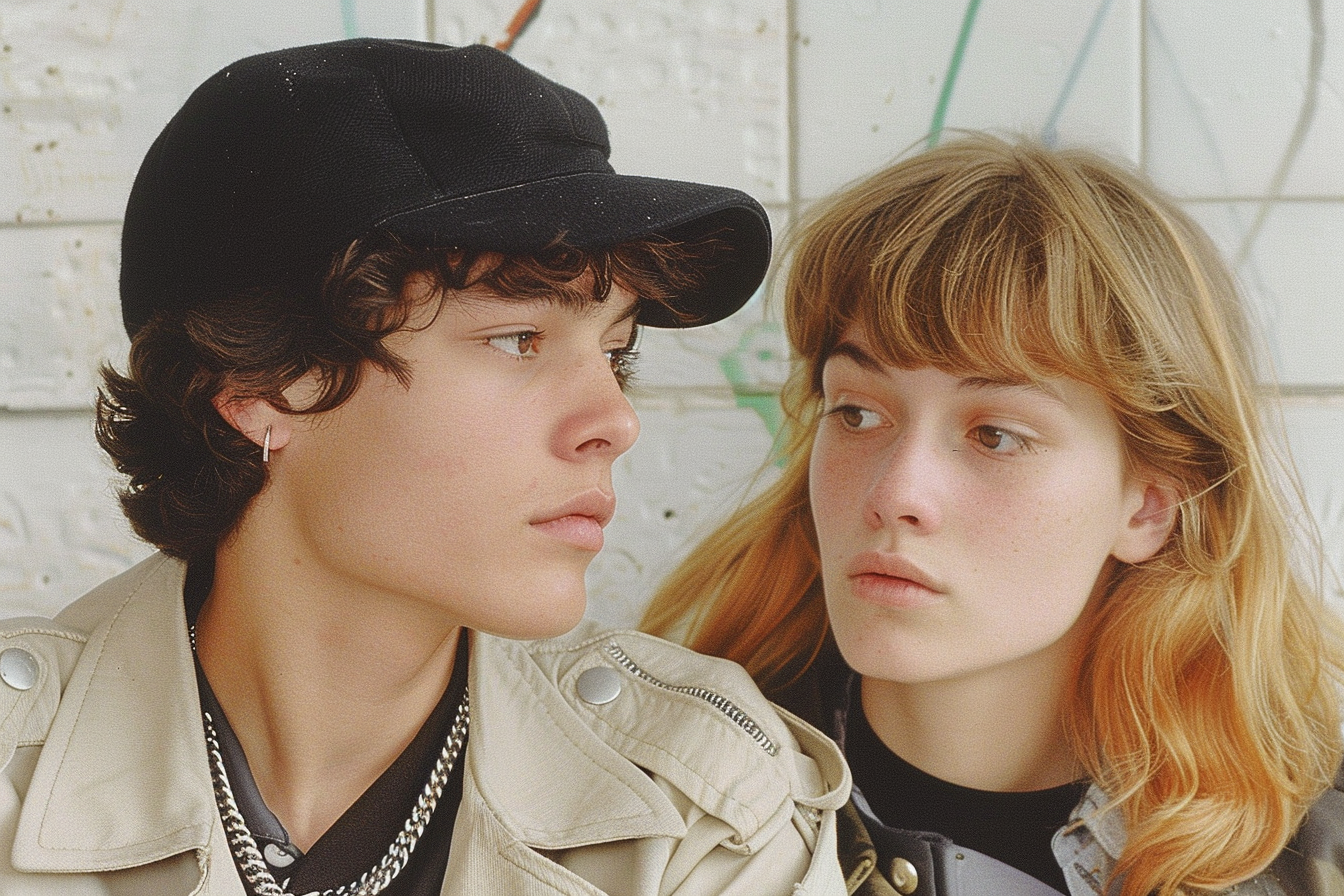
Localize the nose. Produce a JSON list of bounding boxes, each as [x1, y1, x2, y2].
[[863, 431, 944, 532], [556, 356, 640, 461]]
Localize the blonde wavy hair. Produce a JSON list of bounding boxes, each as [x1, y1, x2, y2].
[[643, 134, 1344, 896]]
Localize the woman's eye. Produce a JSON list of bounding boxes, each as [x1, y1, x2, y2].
[[488, 331, 541, 357], [607, 348, 640, 389], [827, 404, 883, 431], [972, 425, 1030, 454]]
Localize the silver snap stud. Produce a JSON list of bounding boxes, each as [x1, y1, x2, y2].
[[888, 857, 918, 895], [0, 648, 39, 691], [576, 666, 622, 705]]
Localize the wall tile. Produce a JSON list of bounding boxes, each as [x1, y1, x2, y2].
[[1186, 201, 1344, 387], [0, 0, 426, 223], [0, 411, 149, 618], [1281, 400, 1344, 609], [434, 0, 789, 201], [0, 225, 124, 410], [1146, 0, 1344, 198], [794, 0, 1140, 201]]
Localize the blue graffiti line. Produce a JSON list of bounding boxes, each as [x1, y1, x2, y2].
[[1235, 0, 1325, 268], [929, 0, 985, 148], [341, 0, 359, 39], [1041, 0, 1116, 147]]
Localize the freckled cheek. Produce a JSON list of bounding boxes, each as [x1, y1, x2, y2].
[[962, 489, 1109, 589], [956, 491, 1065, 569], [808, 445, 862, 537]]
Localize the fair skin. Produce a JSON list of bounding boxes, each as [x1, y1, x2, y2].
[[201, 275, 641, 849], [810, 326, 1174, 793]]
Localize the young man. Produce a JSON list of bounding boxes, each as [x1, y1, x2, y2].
[[0, 40, 847, 895]]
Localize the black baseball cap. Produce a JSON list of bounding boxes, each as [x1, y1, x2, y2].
[[119, 39, 771, 337]]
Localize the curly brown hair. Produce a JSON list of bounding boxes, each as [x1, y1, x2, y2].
[[97, 232, 721, 560]]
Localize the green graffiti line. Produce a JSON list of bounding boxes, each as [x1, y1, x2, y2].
[[928, 0, 984, 148], [341, 0, 359, 38], [717, 322, 787, 464]]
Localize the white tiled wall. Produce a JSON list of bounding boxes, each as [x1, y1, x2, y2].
[[2, 0, 1342, 621]]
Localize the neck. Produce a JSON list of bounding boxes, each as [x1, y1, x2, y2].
[[196, 520, 463, 851], [859, 633, 1083, 793]]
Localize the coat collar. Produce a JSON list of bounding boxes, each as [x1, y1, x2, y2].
[[466, 627, 848, 852], [11, 553, 221, 874], [465, 630, 691, 849]]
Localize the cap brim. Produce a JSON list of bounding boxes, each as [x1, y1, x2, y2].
[[376, 172, 771, 328]]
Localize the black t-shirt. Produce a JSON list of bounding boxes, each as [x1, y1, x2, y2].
[[846, 697, 1087, 895], [186, 562, 467, 896]]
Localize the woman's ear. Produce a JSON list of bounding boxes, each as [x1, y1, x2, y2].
[[211, 392, 293, 459], [1112, 477, 1180, 565]]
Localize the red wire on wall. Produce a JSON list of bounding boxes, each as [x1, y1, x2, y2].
[[495, 0, 544, 52]]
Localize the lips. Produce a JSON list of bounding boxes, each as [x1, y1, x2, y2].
[[845, 550, 947, 608], [530, 489, 616, 552]]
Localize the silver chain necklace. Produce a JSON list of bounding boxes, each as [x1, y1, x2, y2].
[[192, 625, 469, 896]]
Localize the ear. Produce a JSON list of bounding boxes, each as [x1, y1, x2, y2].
[[1112, 476, 1180, 565], [211, 392, 294, 457]]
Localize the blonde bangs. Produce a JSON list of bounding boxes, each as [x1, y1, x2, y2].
[[787, 138, 1158, 409]]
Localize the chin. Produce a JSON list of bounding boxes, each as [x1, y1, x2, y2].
[[484, 584, 588, 642]]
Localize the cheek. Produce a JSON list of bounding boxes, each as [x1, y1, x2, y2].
[[808, 440, 857, 538], [965, 478, 1121, 601]]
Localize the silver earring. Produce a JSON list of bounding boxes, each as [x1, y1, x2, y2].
[[262, 425, 271, 463]]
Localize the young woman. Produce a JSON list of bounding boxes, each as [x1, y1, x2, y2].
[[0, 40, 849, 896], [644, 134, 1344, 896]]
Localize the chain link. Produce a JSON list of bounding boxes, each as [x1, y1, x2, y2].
[[203, 691, 469, 896]]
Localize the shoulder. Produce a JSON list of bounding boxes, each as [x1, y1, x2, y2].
[[469, 622, 851, 894], [524, 620, 847, 782], [1265, 765, 1344, 895], [1244, 764, 1344, 895], [0, 618, 87, 766], [522, 619, 793, 719], [479, 620, 849, 824], [0, 553, 181, 768]]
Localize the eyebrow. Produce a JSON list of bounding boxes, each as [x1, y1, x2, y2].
[[826, 340, 887, 372], [957, 376, 1065, 405], [826, 340, 1066, 404]]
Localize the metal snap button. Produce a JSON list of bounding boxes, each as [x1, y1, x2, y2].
[[576, 666, 622, 705], [888, 856, 918, 895], [0, 648, 39, 691]]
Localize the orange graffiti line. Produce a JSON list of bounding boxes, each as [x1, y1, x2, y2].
[[495, 0, 543, 53]]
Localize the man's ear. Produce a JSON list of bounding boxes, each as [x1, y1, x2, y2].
[[1112, 477, 1181, 565], [211, 393, 293, 457]]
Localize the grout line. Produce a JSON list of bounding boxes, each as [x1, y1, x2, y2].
[[785, 0, 800, 223], [1138, 0, 1148, 173], [0, 219, 122, 230], [1178, 196, 1344, 204]]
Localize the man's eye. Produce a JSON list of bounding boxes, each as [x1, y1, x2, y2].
[[607, 348, 640, 389], [972, 425, 1030, 454], [488, 331, 541, 356]]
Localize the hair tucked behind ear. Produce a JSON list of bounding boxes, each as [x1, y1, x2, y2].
[[643, 133, 1344, 896]]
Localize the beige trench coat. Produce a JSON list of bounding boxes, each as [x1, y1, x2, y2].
[[0, 554, 849, 895]]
